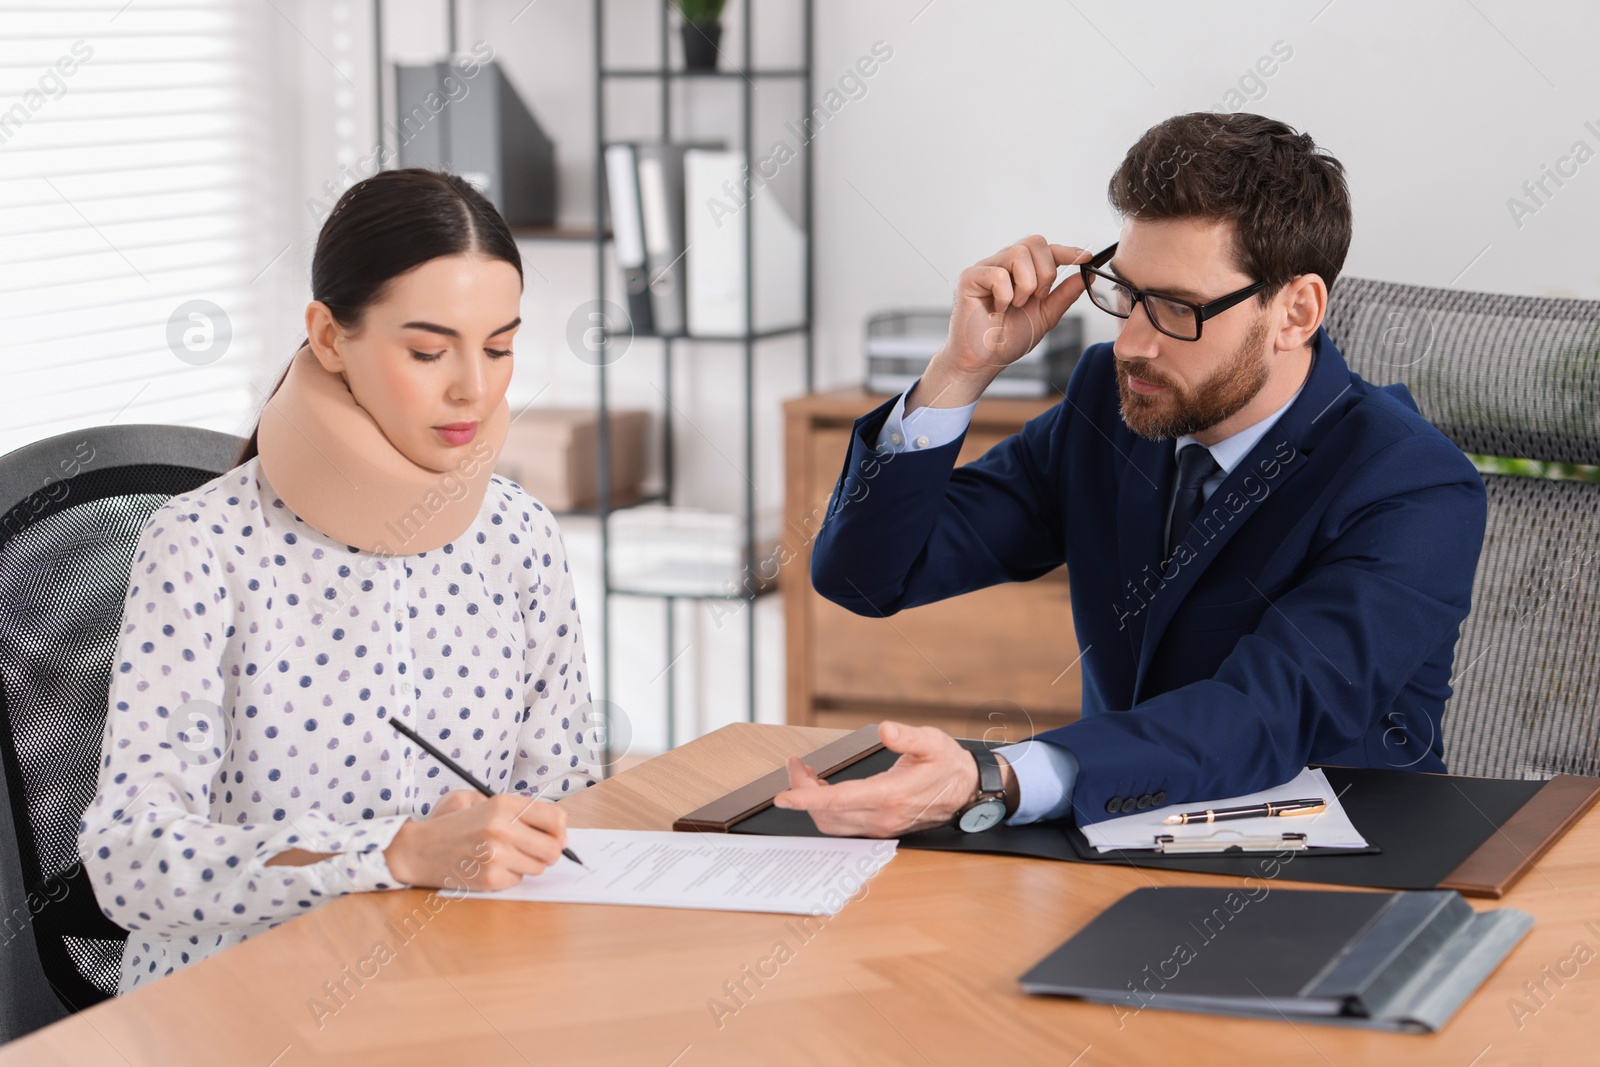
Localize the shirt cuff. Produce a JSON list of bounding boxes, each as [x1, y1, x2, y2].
[[995, 740, 1079, 825], [325, 814, 411, 893], [873, 380, 978, 453]]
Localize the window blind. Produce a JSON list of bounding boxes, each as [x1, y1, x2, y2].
[[0, 0, 267, 459]]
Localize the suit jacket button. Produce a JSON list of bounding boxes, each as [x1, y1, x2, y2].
[[1153, 791, 1168, 805], [1136, 794, 1153, 810], [1120, 797, 1138, 813], [1105, 797, 1122, 814]]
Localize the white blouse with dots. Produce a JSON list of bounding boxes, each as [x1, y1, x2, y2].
[[78, 455, 598, 993]]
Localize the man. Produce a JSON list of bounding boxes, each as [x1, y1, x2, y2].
[[773, 112, 1487, 837]]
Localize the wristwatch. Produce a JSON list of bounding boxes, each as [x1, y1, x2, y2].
[[955, 747, 1008, 833]]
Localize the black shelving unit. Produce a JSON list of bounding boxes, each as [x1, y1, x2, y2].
[[583, 0, 814, 765], [388, 0, 815, 767]]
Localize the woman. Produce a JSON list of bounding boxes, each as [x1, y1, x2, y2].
[[79, 169, 597, 993]]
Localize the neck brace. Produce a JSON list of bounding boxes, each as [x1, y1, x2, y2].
[[256, 345, 509, 555]]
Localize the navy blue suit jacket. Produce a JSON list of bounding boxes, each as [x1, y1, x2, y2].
[[811, 327, 1487, 825]]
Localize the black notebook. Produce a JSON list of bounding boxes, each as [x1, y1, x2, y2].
[[1019, 886, 1531, 1032]]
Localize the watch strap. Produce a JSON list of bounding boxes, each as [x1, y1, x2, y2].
[[969, 745, 1003, 797]]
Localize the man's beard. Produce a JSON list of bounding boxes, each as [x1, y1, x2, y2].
[[1115, 313, 1272, 440]]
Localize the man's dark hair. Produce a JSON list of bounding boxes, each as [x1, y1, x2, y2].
[[1108, 112, 1352, 300]]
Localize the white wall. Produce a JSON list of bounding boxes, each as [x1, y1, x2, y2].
[[808, 0, 1600, 380], [269, 0, 1600, 760]]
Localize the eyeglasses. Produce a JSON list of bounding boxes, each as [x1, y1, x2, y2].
[[1079, 242, 1268, 342]]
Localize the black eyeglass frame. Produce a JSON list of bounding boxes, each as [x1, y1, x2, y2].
[[1079, 242, 1269, 342]]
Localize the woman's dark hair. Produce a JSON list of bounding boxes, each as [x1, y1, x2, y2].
[[1108, 112, 1352, 300], [236, 168, 523, 466]]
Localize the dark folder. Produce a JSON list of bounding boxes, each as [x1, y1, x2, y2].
[[679, 725, 1600, 897], [1018, 886, 1531, 1032]]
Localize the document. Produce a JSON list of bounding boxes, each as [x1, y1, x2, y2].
[[1081, 768, 1368, 852], [441, 829, 897, 915]]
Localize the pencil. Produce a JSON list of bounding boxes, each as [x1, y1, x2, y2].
[[388, 718, 586, 868]]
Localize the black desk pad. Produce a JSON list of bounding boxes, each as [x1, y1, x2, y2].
[[730, 741, 1545, 890]]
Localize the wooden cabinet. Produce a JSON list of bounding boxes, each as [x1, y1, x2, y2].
[[781, 389, 1082, 742]]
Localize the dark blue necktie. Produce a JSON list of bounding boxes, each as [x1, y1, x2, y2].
[[1166, 443, 1220, 558]]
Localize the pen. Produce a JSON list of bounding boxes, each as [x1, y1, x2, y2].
[[1162, 797, 1327, 825], [388, 718, 586, 868]]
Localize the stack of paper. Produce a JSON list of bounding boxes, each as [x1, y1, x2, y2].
[[608, 505, 780, 596], [865, 308, 1083, 397], [1081, 768, 1368, 852]]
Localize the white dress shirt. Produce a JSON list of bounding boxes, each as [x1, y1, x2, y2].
[[873, 374, 1305, 824], [80, 455, 597, 992]]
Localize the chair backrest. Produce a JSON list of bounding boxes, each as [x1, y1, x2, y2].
[[1324, 278, 1600, 779], [0, 424, 243, 1041]]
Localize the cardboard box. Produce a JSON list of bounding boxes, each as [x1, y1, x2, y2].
[[497, 407, 649, 512]]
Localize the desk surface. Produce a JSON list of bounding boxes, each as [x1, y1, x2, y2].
[[5, 723, 1592, 1066]]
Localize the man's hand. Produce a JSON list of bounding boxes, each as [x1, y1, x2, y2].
[[909, 236, 1092, 413], [771, 721, 993, 837]]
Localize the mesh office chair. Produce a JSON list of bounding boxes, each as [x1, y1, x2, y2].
[[0, 424, 244, 1043], [1325, 278, 1600, 779]]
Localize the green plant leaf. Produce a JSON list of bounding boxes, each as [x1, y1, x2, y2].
[[673, 0, 727, 25]]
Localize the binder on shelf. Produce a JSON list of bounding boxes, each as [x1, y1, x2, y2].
[[602, 143, 654, 335], [684, 148, 807, 337], [1019, 886, 1533, 1033], [635, 144, 687, 338], [395, 60, 556, 226]]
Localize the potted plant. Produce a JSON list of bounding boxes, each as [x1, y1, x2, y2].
[[674, 0, 727, 71]]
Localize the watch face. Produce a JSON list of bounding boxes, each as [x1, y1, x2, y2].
[[958, 797, 1007, 833]]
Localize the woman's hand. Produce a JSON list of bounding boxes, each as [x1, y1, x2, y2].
[[382, 789, 568, 891]]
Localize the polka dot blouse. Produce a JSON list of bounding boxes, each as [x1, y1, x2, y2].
[[78, 455, 598, 993]]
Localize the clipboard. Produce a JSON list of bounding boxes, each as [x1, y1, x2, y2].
[[674, 726, 1600, 897], [671, 725, 889, 832], [1151, 830, 1308, 854]]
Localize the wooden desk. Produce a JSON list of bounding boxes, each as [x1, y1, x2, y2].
[[5, 724, 1591, 1066]]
